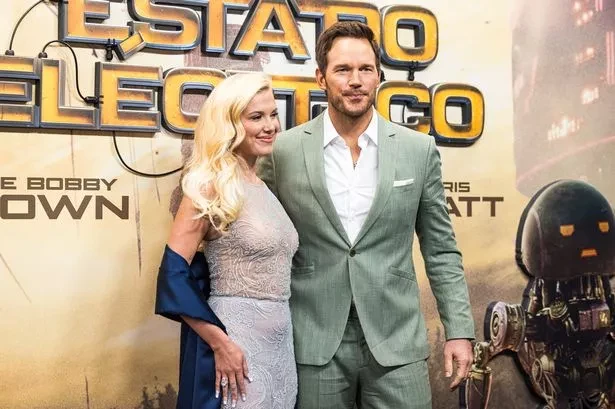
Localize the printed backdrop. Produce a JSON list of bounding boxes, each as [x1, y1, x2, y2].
[[0, 1, 613, 408]]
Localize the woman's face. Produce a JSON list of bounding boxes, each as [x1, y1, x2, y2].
[[235, 88, 280, 163]]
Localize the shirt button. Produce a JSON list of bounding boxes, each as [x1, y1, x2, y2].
[[349, 249, 356, 257]]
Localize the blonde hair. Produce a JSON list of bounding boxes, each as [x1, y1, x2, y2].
[[182, 72, 273, 232]]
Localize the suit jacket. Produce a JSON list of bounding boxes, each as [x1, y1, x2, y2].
[[259, 112, 475, 367]]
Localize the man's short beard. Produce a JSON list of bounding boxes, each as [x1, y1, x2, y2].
[[329, 94, 375, 118]]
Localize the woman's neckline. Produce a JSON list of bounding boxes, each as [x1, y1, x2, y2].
[[243, 177, 265, 187]]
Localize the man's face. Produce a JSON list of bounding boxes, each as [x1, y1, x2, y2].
[[316, 37, 380, 119]]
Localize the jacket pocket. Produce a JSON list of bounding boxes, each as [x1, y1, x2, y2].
[[291, 265, 315, 275], [393, 183, 415, 193], [389, 266, 416, 282]]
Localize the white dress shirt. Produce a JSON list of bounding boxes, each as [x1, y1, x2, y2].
[[323, 108, 379, 244]]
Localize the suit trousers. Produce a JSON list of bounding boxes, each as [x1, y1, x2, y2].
[[296, 304, 433, 409]]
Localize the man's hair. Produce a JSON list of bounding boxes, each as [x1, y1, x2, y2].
[[315, 21, 381, 74]]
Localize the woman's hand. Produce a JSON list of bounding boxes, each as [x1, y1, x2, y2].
[[180, 317, 251, 406], [213, 337, 251, 407]]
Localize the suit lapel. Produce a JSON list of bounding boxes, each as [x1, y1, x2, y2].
[[353, 115, 397, 246], [302, 114, 351, 246]]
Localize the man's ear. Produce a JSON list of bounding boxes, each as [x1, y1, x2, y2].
[[315, 67, 327, 91]]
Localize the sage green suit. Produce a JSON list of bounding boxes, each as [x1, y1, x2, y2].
[[259, 112, 474, 407]]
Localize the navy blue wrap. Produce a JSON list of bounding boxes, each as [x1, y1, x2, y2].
[[155, 245, 226, 409]]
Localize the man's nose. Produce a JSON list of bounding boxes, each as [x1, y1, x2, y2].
[[348, 69, 361, 86]]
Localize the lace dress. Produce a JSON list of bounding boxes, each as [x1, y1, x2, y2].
[[204, 181, 299, 409]]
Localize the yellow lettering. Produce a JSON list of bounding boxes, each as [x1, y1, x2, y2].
[[59, 0, 129, 45], [117, 32, 147, 60], [381, 5, 438, 67], [376, 81, 430, 135], [202, 0, 253, 53], [270, 75, 323, 127], [296, 0, 380, 46], [0, 56, 38, 127], [430, 83, 484, 144], [232, 0, 309, 60], [162, 67, 226, 133], [96, 63, 162, 131], [128, 0, 201, 50], [39, 59, 97, 129], [0, 82, 28, 99]]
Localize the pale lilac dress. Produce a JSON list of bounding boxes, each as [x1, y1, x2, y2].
[[204, 180, 299, 409]]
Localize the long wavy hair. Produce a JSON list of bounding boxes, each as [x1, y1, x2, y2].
[[182, 72, 273, 232]]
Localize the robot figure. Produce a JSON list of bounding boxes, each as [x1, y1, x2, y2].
[[460, 180, 615, 409]]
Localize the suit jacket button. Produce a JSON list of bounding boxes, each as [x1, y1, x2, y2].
[[349, 249, 356, 257]]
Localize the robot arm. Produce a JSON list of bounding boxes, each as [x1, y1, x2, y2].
[[460, 302, 526, 409]]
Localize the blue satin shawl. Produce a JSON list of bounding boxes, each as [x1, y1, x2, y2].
[[155, 245, 225, 409]]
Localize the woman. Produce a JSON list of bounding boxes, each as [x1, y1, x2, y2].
[[155, 72, 298, 409]]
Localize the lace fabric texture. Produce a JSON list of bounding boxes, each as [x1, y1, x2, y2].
[[205, 182, 298, 301], [204, 181, 299, 408], [209, 296, 297, 409]]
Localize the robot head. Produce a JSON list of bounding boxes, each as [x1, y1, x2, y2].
[[516, 180, 615, 279]]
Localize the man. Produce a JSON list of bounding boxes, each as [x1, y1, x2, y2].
[[259, 21, 474, 409]]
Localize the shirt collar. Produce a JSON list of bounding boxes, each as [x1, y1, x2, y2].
[[323, 107, 379, 148]]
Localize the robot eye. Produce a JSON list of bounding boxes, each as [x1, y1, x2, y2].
[[599, 221, 610, 233], [560, 224, 575, 236]]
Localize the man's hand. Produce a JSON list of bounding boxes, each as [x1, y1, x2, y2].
[[443, 338, 473, 390]]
